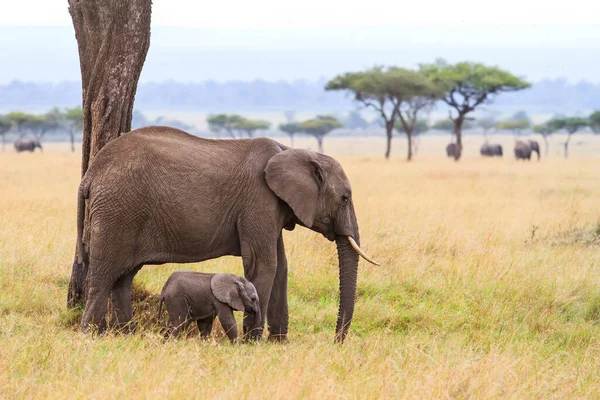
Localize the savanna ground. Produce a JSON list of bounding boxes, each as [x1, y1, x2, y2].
[[1, 135, 600, 398]]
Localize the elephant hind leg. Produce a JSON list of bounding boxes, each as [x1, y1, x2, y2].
[[109, 266, 142, 333], [197, 316, 216, 339]]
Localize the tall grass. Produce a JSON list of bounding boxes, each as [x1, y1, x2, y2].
[[1, 138, 600, 398]]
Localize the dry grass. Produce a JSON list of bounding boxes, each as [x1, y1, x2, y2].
[[1, 136, 600, 399]]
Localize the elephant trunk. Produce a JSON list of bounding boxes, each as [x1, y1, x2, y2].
[[334, 236, 359, 343]]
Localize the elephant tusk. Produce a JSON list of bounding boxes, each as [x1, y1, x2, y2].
[[347, 236, 381, 266]]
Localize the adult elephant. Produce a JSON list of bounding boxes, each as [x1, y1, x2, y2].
[[480, 143, 503, 157], [14, 139, 42, 152], [446, 143, 461, 158], [514, 139, 540, 161], [70, 126, 379, 343]]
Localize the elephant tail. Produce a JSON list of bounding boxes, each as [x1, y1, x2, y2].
[[75, 179, 91, 266]]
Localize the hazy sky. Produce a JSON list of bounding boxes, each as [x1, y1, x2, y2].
[[1, 1, 600, 83], [4, 0, 600, 29]]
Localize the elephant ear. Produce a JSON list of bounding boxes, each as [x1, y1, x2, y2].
[[210, 274, 245, 312], [264, 149, 324, 228]]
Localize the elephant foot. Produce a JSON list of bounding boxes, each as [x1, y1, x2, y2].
[[110, 320, 138, 334], [267, 333, 288, 343]]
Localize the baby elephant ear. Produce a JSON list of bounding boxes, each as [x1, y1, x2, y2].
[[210, 274, 245, 312]]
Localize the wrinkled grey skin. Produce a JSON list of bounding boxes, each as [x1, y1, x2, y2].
[[514, 140, 540, 161], [480, 143, 503, 157], [158, 271, 261, 342], [446, 143, 461, 158], [14, 139, 42, 152], [74, 126, 364, 343]]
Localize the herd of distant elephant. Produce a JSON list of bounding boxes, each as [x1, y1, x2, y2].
[[446, 139, 541, 160]]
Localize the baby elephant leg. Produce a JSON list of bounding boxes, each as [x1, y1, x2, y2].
[[196, 316, 216, 339], [216, 304, 238, 343]]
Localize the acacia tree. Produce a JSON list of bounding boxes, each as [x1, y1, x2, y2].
[[420, 59, 530, 160], [396, 119, 429, 155], [533, 123, 555, 155], [279, 122, 301, 147], [233, 119, 270, 138], [65, 106, 83, 152], [5, 112, 36, 139], [497, 119, 530, 136], [551, 117, 588, 158], [67, 0, 152, 308], [326, 67, 401, 159], [299, 115, 342, 153], [0, 116, 10, 151], [394, 73, 444, 161], [589, 111, 600, 134], [478, 117, 497, 141], [206, 114, 244, 138]]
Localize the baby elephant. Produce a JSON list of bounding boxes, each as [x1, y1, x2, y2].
[[158, 271, 261, 342]]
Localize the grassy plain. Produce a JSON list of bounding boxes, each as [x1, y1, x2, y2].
[[1, 135, 600, 398]]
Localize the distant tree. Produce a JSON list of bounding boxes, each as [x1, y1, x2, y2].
[[398, 119, 429, 155], [477, 117, 497, 140], [344, 110, 369, 130], [65, 106, 83, 152], [299, 115, 342, 153], [326, 66, 442, 159], [551, 117, 588, 158], [233, 118, 270, 138], [207, 114, 244, 138], [24, 115, 50, 141], [0, 116, 11, 151], [532, 123, 555, 156], [279, 122, 301, 147], [5, 111, 36, 138], [283, 110, 296, 123], [510, 110, 531, 123], [432, 119, 456, 139], [420, 59, 531, 160], [497, 119, 531, 136], [589, 111, 600, 134]]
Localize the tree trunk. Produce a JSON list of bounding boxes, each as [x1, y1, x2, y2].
[[453, 117, 464, 161], [543, 135, 549, 156], [290, 134, 294, 148], [316, 135, 324, 153], [384, 121, 393, 159], [70, 131, 75, 153], [406, 130, 413, 161], [1, 134, 5, 151], [67, 0, 152, 309], [564, 133, 572, 159]]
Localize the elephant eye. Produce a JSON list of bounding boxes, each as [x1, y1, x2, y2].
[[341, 195, 349, 203]]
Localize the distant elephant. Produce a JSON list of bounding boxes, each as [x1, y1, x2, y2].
[[514, 140, 540, 161], [69, 126, 379, 343], [446, 143, 461, 158], [158, 271, 261, 342], [14, 139, 42, 152], [480, 143, 503, 157]]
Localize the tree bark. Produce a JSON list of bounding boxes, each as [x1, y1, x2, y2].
[[542, 135, 549, 156], [67, 0, 152, 309], [290, 133, 294, 148], [453, 117, 464, 161], [406, 130, 413, 161], [384, 121, 393, 159]]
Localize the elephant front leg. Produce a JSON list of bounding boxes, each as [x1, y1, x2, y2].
[[240, 241, 277, 342], [267, 234, 288, 342], [216, 305, 239, 343]]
